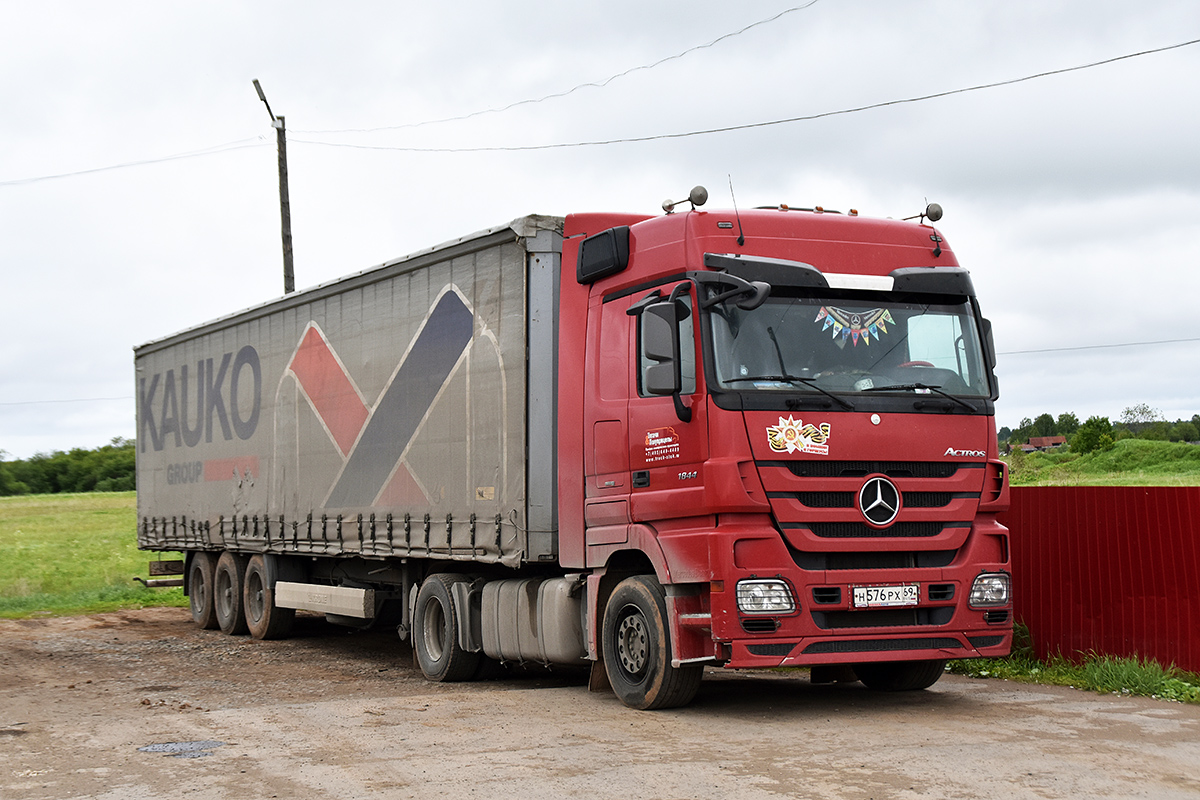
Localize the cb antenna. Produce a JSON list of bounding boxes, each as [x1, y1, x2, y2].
[[728, 175, 745, 247]]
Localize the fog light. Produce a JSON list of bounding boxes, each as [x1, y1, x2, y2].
[[736, 579, 796, 615], [969, 573, 1011, 608]]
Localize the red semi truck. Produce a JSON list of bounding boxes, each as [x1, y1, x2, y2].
[[136, 189, 1012, 709]]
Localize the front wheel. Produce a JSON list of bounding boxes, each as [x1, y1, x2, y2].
[[413, 573, 480, 682], [853, 659, 947, 691], [601, 576, 702, 710]]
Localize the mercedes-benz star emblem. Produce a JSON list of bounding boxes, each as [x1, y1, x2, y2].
[[859, 476, 901, 527]]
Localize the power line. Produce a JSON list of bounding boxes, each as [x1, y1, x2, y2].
[[0, 396, 133, 407], [0, 139, 266, 187], [293, 37, 1200, 153], [999, 337, 1200, 356], [5, 36, 1198, 184], [296, 1, 823, 135]]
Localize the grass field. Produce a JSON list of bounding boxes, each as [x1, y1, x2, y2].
[[0, 491, 185, 618], [1005, 438, 1200, 486]]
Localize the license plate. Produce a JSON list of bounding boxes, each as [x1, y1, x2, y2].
[[852, 583, 919, 608]]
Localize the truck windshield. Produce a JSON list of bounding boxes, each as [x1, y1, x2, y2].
[[708, 290, 990, 398]]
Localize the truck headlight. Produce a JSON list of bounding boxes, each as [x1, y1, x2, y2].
[[968, 573, 1011, 608], [736, 579, 796, 615]]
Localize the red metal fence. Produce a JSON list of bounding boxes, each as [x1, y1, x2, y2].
[[999, 486, 1200, 673]]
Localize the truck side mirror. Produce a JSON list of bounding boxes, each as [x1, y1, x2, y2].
[[981, 317, 1000, 399], [981, 318, 997, 368], [642, 301, 682, 396]]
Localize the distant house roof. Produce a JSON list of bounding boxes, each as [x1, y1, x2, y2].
[[1028, 436, 1067, 448]]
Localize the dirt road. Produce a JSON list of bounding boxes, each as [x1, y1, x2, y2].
[[2, 607, 1198, 799]]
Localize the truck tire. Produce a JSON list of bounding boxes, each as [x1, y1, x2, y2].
[[243, 554, 295, 640], [414, 573, 480, 682], [853, 659, 947, 691], [601, 575, 703, 710], [214, 551, 249, 635], [187, 551, 220, 630]]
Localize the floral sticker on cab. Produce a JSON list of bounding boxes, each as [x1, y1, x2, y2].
[[766, 416, 831, 455]]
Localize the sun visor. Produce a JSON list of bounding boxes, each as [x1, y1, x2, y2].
[[889, 266, 976, 296], [704, 253, 827, 288]]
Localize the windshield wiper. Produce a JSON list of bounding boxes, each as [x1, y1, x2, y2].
[[862, 382, 978, 412], [724, 374, 855, 410]]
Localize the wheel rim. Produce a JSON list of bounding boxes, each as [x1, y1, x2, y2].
[[422, 599, 447, 662], [246, 571, 264, 623], [615, 604, 649, 680], [191, 569, 208, 614], [216, 569, 234, 618]]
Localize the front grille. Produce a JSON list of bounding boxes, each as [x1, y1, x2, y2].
[[791, 549, 957, 571], [903, 492, 955, 508], [794, 492, 855, 508], [747, 642, 796, 657], [780, 461, 961, 479], [968, 635, 1005, 648], [807, 521, 946, 539], [812, 607, 955, 629], [802, 637, 962, 654]]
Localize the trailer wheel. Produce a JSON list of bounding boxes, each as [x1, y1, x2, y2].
[[243, 554, 295, 640], [413, 573, 480, 682], [601, 576, 702, 710], [187, 552, 220, 630], [214, 551, 249, 635], [853, 659, 947, 691]]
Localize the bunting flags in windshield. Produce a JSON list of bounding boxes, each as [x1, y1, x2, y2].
[[815, 306, 894, 347]]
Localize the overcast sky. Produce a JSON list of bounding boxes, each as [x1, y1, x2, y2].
[[2, 1, 1198, 459]]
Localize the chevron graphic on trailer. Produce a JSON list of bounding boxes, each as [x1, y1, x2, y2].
[[283, 287, 476, 509]]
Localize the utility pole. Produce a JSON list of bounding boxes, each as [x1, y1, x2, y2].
[[252, 79, 295, 294]]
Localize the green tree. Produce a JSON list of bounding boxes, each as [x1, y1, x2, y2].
[[1056, 412, 1080, 437], [1072, 416, 1114, 454], [1009, 417, 1034, 445], [1171, 421, 1199, 442], [0, 438, 135, 495], [1032, 413, 1056, 437], [1120, 403, 1164, 434], [0, 450, 30, 496]]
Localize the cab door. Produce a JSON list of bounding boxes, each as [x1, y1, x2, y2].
[[582, 294, 633, 539], [625, 283, 709, 523]]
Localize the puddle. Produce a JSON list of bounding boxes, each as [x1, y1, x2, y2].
[[137, 740, 225, 758]]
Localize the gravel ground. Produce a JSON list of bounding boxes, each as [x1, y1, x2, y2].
[[2, 607, 1199, 799]]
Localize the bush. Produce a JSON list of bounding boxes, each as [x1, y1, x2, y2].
[[1071, 416, 1114, 454], [0, 438, 135, 496]]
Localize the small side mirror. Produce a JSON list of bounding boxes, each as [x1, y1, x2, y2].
[[737, 281, 771, 310]]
